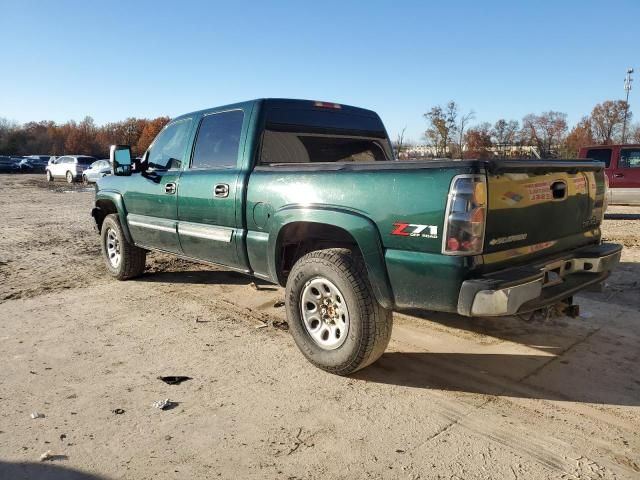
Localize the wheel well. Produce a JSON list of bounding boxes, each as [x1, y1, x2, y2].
[[93, 199, 118, 232], [275, 222, 360, 285]]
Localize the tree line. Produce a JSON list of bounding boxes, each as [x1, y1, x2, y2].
[[398, 99, 639, 159], [0, 116, 170, 157]]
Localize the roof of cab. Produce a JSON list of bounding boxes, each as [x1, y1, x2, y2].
[[171, 98, 379, 122]]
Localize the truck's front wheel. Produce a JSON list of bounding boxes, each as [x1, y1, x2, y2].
[[100, 214, 146, 280], [285, 248, 392, 375]]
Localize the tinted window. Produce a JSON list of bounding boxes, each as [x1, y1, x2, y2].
[[260, 130, 390, 164], [191, 110, 244, 169], [620, 148, 640, 169], [77, 157, 95, 165], [148, 118, 193, 170], [585, 148, 612, 168]]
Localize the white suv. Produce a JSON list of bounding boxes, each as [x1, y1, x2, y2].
[[46, 155, 96, 183]]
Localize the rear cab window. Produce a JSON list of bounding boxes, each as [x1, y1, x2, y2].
[[258, 101, 393, 166]]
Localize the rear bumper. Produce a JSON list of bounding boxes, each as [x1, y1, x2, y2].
[[457, 243, 622, 317]]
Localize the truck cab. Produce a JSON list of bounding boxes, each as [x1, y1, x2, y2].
[[578, 144, 640, 205]]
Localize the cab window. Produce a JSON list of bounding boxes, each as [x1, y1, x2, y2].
[[585, 148, 612, 168], [620, 148, 640, 169], [147, 118, 193, 170], [190, 110, 244, 169]]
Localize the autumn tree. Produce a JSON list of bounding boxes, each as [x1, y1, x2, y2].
[[590, 100, 631, 144], [560, 117, 594, 158], [491, 119, 519, 158], [135, 116, 170, 155], [423, 101, 460, 158], [521, 111, 567, 158], [464, 122, 493, 158], [454, 110, 475, 159]]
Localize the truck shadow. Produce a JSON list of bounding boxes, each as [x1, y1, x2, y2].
[[604, 213, 640, 220], [355, 309, 640, 406], [0, 461, 107, 480]]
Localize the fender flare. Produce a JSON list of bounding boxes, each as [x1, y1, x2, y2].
[[267, 205, 395, 309], [93, 190, 133, 243]]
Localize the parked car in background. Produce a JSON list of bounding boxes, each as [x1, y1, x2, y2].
[[46, 155, 96, 183], [579, 144, 640, 205], [17, 156, 49, 173], [0, 156, 21, 173], [82, 159, 111, 183]]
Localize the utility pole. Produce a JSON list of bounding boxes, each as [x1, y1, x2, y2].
[[622, 67, 633, 143]]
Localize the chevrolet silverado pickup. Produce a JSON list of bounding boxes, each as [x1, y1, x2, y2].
[[91, 99, 622, 375]]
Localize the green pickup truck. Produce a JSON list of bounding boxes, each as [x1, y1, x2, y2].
[[91, 98, 622, 375]]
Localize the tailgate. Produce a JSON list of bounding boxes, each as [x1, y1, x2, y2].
[[482, 160, 606, 268]]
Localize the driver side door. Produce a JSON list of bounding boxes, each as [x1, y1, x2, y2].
[[123, 117, 194, 253]]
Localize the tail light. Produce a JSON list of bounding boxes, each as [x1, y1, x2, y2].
[[442, 174, 487, 255]]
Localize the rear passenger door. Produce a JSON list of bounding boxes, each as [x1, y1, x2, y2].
[[177, 109, 246, 269]]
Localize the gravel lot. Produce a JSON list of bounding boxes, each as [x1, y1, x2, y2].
[[0, 174, 639, 480]]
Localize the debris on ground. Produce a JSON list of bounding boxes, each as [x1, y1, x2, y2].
[[59, 434, 66, 441], [30, 412, 44, 419], [272, 320, 289, 331], [273, 300, 285, 308], [580, 311, 594, 319], [152, 399, 176, 410], [112, 408, 125, 415], [255, 324, 268, 329], [39, 450, 54, 461], [158, 376, 192, 385], [249, 282, 259, 290]]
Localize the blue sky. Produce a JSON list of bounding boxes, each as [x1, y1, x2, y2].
[[2, 0, 638, 142]]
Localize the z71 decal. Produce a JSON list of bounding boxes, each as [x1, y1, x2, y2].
[[391, 223, 438, 239]]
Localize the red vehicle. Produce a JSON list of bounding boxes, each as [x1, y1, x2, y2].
[[578, 144, 640, 205]]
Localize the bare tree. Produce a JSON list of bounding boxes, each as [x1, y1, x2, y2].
[[491, 119, 519, 158], [590, 100, 632, 144], [456, 110, 475, 159], [394, 126, 407, 159], [521, 111, 567, 158]]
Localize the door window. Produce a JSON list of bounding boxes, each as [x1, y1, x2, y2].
[[585, 148, 612, 167], [147, 118, 193, 170], [620, 148, 640, 169], [190, 110, 244, 169]]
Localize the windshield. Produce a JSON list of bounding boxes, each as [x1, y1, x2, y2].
[[260, 130, 391, 164]]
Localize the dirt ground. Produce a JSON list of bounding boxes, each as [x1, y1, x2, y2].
[[0, 174, 639, 480]]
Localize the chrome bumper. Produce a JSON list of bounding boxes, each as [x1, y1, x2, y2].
[[457, 243, 622, 317]]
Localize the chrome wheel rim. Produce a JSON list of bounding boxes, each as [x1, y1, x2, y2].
[[301, 277, 349, 350], [106, 228, 121, 268]]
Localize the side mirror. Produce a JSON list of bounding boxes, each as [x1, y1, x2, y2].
[[110, 145, 132, 176]]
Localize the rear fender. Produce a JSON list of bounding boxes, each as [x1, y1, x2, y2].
[[268, 206, 394, 309]]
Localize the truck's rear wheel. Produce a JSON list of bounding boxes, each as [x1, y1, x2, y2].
[[100, 214, 146, 280], [285, 248, 392, 375]]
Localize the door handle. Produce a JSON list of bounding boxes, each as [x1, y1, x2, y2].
[[613, 174, 624, 178], [165, 182, 177, 194], [214, 184, 229, 198]]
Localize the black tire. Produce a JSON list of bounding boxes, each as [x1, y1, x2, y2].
[[100, 214, 146, 280], [66, 171, 74, 183], [46, 170, 53, 182], [285, 248, 393, 375], [82, 175, 88, 184]]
